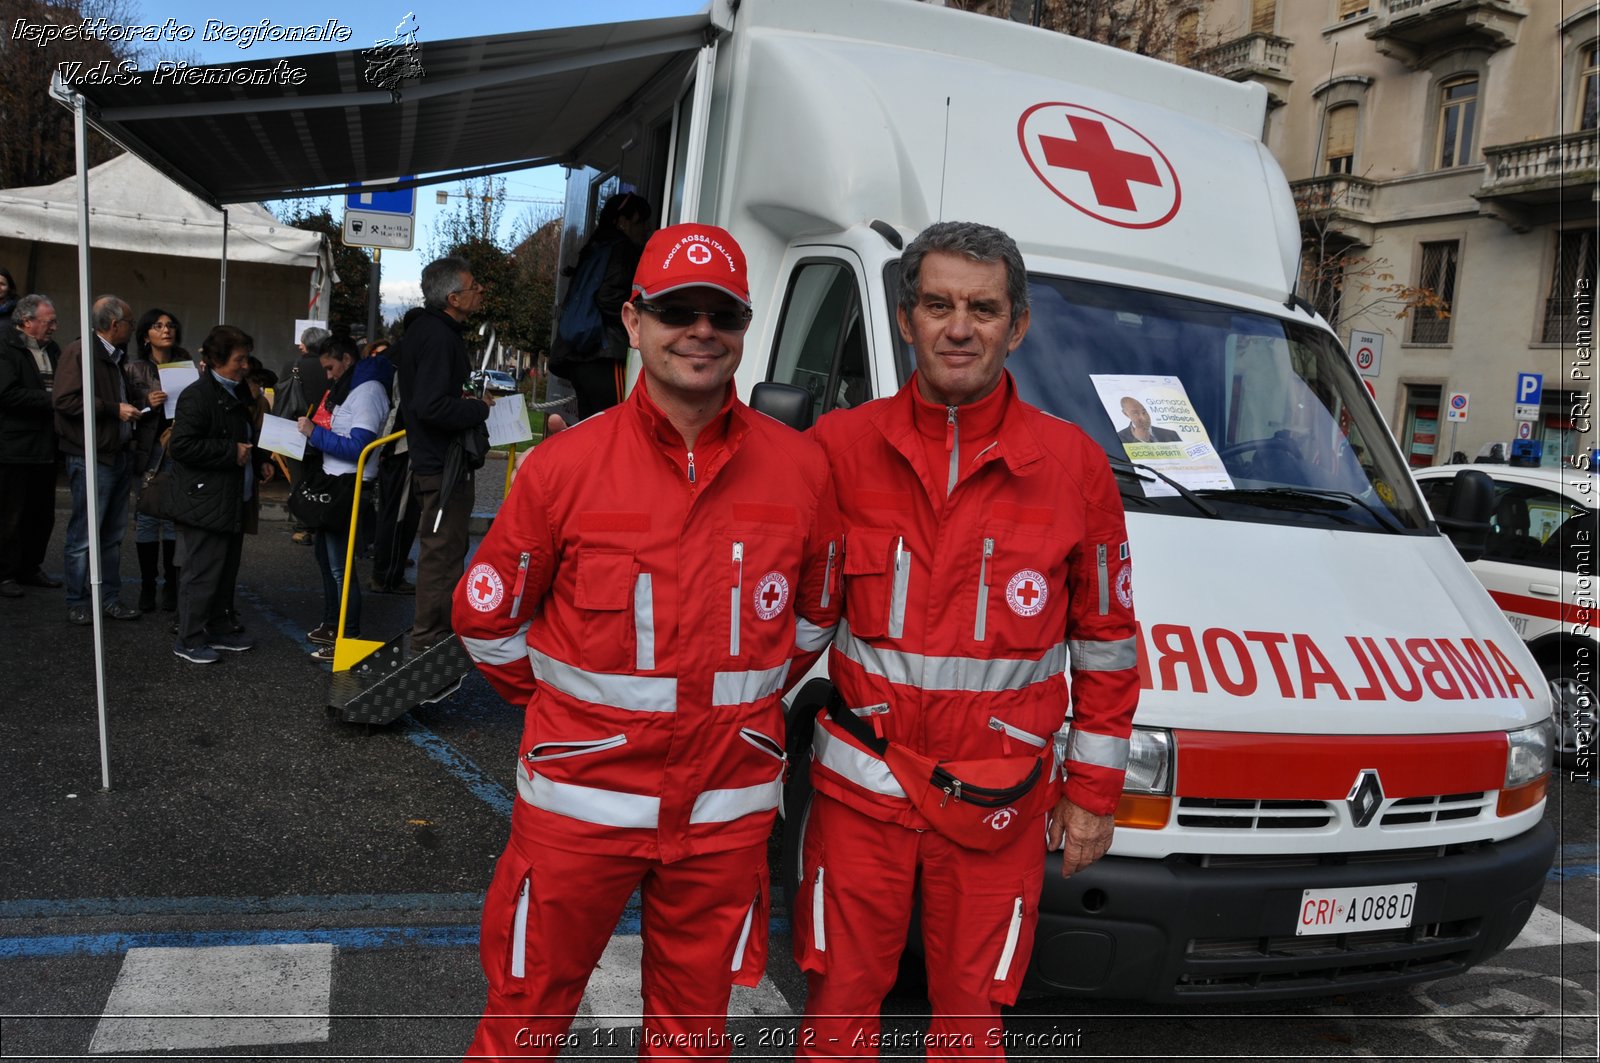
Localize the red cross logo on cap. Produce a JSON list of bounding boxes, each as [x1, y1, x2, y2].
[[1017, 102, 1181, 229], [466, 562, 504, 613], [686, 242, 713, 266], [1005, 569, 1048, 617], [753, 571, 790, 620]]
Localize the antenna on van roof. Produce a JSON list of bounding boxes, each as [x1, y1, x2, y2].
[[938, 97, 951, 220], [1289, 42, 1343, 314]]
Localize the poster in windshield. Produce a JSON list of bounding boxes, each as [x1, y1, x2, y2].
[[1090, 374, 1234, 494]]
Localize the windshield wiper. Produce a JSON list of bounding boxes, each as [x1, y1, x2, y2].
[[1198, 486, 1404, 533], [1107, 455, 1220, 518]]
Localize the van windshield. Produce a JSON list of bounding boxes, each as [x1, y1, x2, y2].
[[1007, 275, 1429, 532]]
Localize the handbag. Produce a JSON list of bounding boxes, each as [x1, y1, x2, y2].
[[135, 442, 176, 522], [287, 449, 357, 532], [827, 695, 1054, 852]]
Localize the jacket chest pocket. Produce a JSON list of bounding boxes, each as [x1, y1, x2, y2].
[[971, 524, 1069, 653], [573, 550, 647, 673], [841, 527, 909, 640], [725, 517, 802, 661]]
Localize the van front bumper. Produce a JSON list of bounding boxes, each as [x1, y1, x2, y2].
[[1027, 820, 1556, 1002]]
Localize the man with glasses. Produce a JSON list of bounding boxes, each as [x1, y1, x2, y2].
[[451, 224, 840, 1060], [398, 256, 494, 651]]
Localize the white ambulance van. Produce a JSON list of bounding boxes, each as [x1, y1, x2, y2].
[[551, 0, 1556, 1001]]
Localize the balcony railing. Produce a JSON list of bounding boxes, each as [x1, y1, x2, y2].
[[1481, 129, 1598, 193], [1196, 33, 1293, 80], [1290, 174, 1376, 217]]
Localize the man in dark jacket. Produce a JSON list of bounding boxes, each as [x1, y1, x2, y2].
[[398, 256, 493, 650], [0, 295, 65, 597], [53, 295, 162, 625]]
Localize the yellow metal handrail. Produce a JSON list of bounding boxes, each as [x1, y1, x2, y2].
[[330, 430, 405, 673]]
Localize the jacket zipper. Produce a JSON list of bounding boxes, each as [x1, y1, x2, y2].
[[851, 702, 891, 741], [509, 551, 531, 618], [975, 537, 994, 642], [1096, 543, 1109, 616], [993, 896, 1024, 981], [687, 450, 696, 484], [988, 716, 1049, 756], [945, 406, 959, 495], [889, 536, 909, 639], [820, 541, 837, 609], [510, 878, 530, 978], [730, 540, 744, 656]]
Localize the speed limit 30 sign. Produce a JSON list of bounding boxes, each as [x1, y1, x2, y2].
[[1349, 329, 1383, 377]]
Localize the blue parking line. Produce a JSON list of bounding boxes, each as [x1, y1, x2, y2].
[[399, 718, 516, 816], [0, 893, 483, 920], [1550, 864, 1600, 881]]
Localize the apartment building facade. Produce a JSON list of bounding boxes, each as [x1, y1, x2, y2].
[[1193, 0, 1596, 467]]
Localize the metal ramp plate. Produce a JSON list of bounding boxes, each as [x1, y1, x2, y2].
[[328, 633, 471, 726]]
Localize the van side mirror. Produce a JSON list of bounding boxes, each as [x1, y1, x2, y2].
[[750, 382, 814, 432], [1435, 468, 1494, 562]]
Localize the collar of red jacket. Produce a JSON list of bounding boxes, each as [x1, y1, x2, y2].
[[907, 368, 1010, 444], [629, 375, 747, 455], [879, 369, 1043, 475]]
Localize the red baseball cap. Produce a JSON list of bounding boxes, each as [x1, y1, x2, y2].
[[631, 223, 750, 307]]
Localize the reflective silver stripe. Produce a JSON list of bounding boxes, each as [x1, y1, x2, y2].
[[889, 540, 910, 639], [835, 621, 1067, 692], [713, 663, 788, 706], [460, 624, 530, 667], [518, 770, 660, 829], [530, 649, 677, 712], [510, 880, 529, 978], [1069, 636, 1138, 672], [691, 779, 782, 823], [794, 616, 836, 653], [1066, 728, 1130, 772], [993, 897, 1023, 981], [814, 725, 905, 798], [634, 573, 655, 671]]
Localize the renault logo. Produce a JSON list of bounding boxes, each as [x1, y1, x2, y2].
[[1347, 769, 1384, 828]]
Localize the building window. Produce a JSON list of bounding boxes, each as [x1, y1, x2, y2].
[[1581, 42, 1598, 131], [1543, 228, 1597, 343], [1410, 240, 1458, 344], [1337, 0, 1369, 20], [1436, 75, 1478, 168], [1252, 0, 1275, 34], [1323, 105, 1357, 175]]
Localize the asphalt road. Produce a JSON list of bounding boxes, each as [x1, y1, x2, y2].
[[0, 471, 1595, 1061]]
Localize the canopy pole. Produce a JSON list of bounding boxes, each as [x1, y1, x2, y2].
[[72, 88, 113, 792], [219, 207, 229, 324]]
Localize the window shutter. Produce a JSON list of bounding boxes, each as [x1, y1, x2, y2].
[[1324, 107, 1357, 162], [1338, 0, 1369, 19], [1252, 0, 1276, 34]]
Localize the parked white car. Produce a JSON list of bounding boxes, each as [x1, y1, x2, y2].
[[1415, 464, 1597, 762]]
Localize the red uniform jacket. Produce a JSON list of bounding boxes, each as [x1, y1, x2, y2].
[[453, 382, 841, 862], [810, 372, 1138, 823]]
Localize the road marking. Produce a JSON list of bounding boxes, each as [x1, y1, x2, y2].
[[575, 936, 792, 1029], [89, 943, 331, 1054], [1506, 904, 1599, 949]]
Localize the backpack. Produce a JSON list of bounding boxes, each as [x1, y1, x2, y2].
[[554, 240, 615, 359]]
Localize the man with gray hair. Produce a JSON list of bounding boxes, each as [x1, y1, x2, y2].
[[794, 221, 1138, 1056], [397, 256, 493, 650], [0, 294, 65, 597], [54, 294, 164, 624]]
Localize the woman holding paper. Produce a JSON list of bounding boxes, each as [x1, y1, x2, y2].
[[167, 325, 275, 665], [130, 308, 184, 611], [297, 338, 391, 662]]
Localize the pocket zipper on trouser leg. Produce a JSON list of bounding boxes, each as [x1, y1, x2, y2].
[[993, 896, 1023, 981], [730, 540, 744, 656], [975, 536, 994, 641], [812, 866, 827, 952], [731, 897, 757, 971], [510, 878, 530, 978]]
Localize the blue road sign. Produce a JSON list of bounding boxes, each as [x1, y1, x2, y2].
[[1515, 372, 1544, 407], [345, 180, 415, 215]]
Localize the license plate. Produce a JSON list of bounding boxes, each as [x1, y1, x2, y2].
[[1296, 883, 1417, 936]]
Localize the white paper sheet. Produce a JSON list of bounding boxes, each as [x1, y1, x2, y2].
[[257, 414, 307, 461], [156, 363, 200, 419], [485, 396, 533, 448]]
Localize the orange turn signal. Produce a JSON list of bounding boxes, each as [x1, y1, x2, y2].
[[1497, 775, 1549, 817], [1115, 793, 1172, 830]]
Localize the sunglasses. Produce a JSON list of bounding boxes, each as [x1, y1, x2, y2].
[[635, 300, 752, 333]]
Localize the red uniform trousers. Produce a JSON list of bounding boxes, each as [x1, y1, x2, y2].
[[793, 794, 1045, 1062], [466, 819, 769, 1062]]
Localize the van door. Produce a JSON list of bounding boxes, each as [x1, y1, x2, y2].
[[765, 251, 878, 425]]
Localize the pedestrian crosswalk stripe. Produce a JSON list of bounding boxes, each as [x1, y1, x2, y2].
[[574, 937, 793, 1029], [89, 943, 332, 1054]]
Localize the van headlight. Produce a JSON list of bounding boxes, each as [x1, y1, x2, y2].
[[1505, 719, 1554, 788], [1124, 727, 1173, 795]]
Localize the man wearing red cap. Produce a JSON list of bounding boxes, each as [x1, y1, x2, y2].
[[452, 223, 841, 1060], [792, 221, 1138, 1058]]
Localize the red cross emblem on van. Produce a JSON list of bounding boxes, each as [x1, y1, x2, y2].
[[1017, 102, 1181, 229]]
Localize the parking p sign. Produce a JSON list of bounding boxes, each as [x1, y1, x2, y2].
[[1446, 392, 1469, 422], [1515, 372, 1543, 421]]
